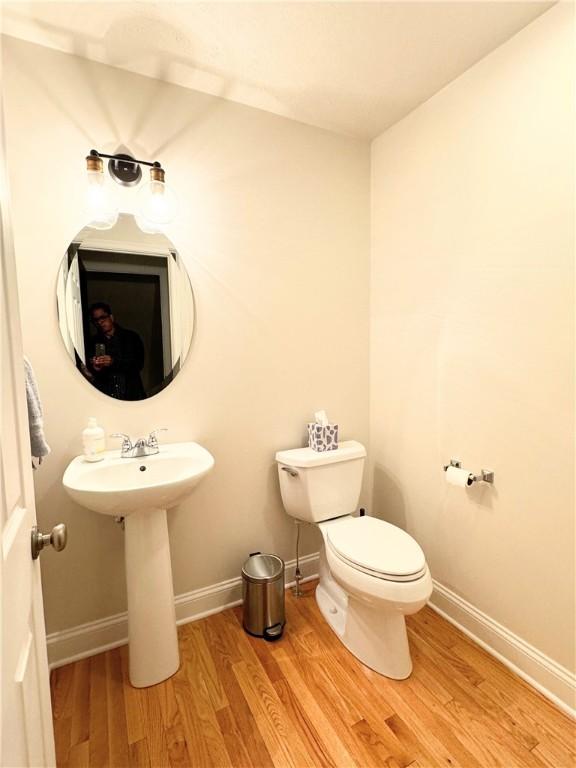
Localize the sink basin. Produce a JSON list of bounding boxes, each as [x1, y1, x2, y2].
[[63, 442, 214, 516], [62, 441, 214, 688]]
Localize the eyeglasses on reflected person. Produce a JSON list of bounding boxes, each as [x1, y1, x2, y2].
[[91, 313, 111, 325]]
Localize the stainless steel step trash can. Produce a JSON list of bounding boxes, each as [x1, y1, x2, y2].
[[242, 552, 285, 640]]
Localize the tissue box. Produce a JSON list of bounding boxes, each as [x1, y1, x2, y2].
[[307, 423, 339, 452]]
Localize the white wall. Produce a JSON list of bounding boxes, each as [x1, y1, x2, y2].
[[2, 36, 370, 634], [371, 3, 574, 673], [4, 4, 574, 696]]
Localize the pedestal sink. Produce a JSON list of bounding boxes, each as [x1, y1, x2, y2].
[[62, 442, 214, 687]]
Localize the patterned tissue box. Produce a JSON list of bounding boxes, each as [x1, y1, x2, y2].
[[307, 423, 339, 452]]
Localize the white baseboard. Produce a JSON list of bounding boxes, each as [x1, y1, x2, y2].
[[429, 580, 576, 718], [47, 558, 575, 719], [47, 552, 320, 670]]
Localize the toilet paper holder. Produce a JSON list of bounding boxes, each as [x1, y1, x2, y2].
[[443, 459, 494, 484]]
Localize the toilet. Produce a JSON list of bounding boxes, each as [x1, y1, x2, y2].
[[276, 440, 432, 679]]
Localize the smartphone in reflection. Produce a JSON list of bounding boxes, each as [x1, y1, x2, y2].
[[95, 343, 106, 357]]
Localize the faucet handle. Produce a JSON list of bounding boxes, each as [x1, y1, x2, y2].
[[111, 433, 133, 452], [148, 428, 168, 448]]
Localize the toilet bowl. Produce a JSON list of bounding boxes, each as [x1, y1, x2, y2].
[[317, 515, 432, 678], [275, 440, 432, 679]]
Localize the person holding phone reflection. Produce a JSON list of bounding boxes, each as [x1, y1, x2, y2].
[[87, 302, 146, 400]]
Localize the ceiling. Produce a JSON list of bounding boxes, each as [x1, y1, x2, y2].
[[2, 1, 554, 139]]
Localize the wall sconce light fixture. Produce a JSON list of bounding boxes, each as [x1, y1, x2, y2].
[[84, 150, 177, 232]]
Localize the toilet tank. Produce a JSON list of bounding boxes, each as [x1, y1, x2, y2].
[[275, 440, 366, 523]]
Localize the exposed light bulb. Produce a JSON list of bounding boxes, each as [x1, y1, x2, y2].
[[84, 154, 118, 230], [134, 212, 162, 234], [137, 166, 177, 229]]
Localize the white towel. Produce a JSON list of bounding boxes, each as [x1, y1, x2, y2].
[[24, 357, 50, 464]]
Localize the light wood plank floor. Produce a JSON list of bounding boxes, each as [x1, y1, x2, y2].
[[51, 581, 575, 768]]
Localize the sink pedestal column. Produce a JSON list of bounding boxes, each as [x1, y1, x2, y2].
[[124, 507, 180, 687]]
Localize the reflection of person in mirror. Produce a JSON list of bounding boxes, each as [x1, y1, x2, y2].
[[88, 302, 146, 400]]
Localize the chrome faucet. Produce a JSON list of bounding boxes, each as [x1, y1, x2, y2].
[[111, 429, 168, 458]]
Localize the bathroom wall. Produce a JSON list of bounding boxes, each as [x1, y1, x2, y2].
[[2, 37, 370, 635], [371, 3, 574, 674]]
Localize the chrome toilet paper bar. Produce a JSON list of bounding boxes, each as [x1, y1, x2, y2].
[[443, 459, 494, 484]]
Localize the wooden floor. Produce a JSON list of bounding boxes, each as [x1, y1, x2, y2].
[[51, 581, 575, 768]]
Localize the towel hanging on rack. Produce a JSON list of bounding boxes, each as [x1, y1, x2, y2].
[[24, 356, 51, 466]]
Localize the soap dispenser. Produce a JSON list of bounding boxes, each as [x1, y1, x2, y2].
[[82, 417, 105, 462]]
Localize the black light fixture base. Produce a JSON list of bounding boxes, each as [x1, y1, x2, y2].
[[108, 153, 142, 187]]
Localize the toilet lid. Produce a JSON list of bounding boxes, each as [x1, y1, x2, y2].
[[326, 516, 426, 580]]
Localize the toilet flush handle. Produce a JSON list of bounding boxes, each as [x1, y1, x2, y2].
[[281, 466, 299, 477]]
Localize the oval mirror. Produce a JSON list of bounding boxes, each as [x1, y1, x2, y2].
[[56, 214, 194, 401]]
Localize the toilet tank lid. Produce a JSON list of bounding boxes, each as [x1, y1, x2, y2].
[[275, 440, 366, 468]]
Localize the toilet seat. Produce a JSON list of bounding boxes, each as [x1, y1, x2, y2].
[[326, 516, 427, 583]]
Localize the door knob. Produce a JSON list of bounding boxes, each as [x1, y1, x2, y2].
[[31, 523, 67, 560]]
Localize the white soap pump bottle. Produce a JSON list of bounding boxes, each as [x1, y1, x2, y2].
[[82, 417, 106, 462]]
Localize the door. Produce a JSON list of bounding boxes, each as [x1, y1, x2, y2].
[[0, 42, 56, 768]]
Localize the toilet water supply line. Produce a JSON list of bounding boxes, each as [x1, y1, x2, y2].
[[294, 520, 303, 597]]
